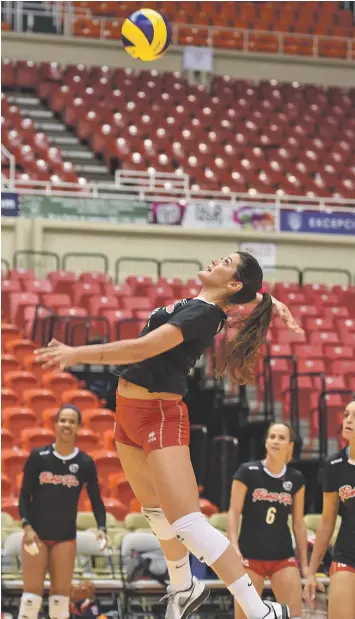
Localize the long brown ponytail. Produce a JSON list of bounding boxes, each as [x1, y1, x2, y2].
[[216, 251, 273, 384]]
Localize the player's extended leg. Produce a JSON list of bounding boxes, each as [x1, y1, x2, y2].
[[18, 542, 48, 619], [234, 570, 264, 619], [270, 566, 303, 619], [47, 540, 77, 619], [148, 445, 289, 619], [116, 441, 209, 618], [328, 571, 355, 619]]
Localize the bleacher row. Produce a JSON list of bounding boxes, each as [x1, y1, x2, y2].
[[2, 61, 355, 197]]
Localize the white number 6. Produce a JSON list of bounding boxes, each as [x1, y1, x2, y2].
[[266, 507, 276, 524]]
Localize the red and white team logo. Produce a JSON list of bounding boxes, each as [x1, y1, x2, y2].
[[40, 471, 79, 488], [339, 485, 355, 502], [252, 488, 292, 506], [165, 303, 176, 314]]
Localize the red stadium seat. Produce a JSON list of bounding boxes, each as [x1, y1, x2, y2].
[[4, 371, 38, 401], [42, 372, 78, 398], [2, 449, 29, 479], [2, 407, 38, 436], [1, 428, 14, 450], [23, 389, 58, 418], [1, 323, 21, 352], [91, 450, 122, 487], [75, 428, 100, 451], [1, 388, 18, 408], [1, 497, 20, 519], [6, 339, 36, 364], [109, 477, 135, 507], [2, 474, 13, 498], [1, 354, 19, 378]]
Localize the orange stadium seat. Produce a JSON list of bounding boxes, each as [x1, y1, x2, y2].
[[91, 450, 122, 490], [2, 474, 13, 498], [82, 409, 114, 434], [1, 497, 20, 520], [21, 428, 56, 451], [2, 407, 38, 437], [23, 388, 58, 418], [42, 407, 59, 429], [4, 371, 39, 401], [75, 428, 100, 451], [1, 354, 19, 378], [2, 449, 29, 479], [42, 372, 78, 398], [1, 388, 18, 408], [103, 429, 116, 451], [1, 323, 21, 352], [6, 339, 36, 364], [61, 389, 99, 410], [1, 428, 15, 450]]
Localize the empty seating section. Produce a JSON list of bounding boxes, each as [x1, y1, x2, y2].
[[2, 60, 355, 197], [68, 1, 355, 57]]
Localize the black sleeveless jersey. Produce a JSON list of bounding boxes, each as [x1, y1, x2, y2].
[[323, 448, 355, 567], [19, 444, 106, 541], [113, 298, 226, 395], [233, 460, 305, 560]]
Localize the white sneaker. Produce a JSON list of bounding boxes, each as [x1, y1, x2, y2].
[[261, 600, 290, 619], [163, 576, 210, 619]]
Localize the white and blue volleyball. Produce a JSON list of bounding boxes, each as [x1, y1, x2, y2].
[[121, 9, 171, 62]]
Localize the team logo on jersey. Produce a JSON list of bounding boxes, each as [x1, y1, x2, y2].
[[283, 481, 293, 492], [331, 457, 343, 465], [339, 485, 355, 502], [165, 303, 176, 314], [69, 463, 79, 474], [252, 488, 292, 506], [40, 471, 79, 488], [39, 450, 50, 456]]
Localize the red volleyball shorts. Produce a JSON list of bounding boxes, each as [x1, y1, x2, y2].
[[40, 539, 75, 549], [330, 561, 355, 576], [114, 392, 190, 454], [243, 556, 298, 578]]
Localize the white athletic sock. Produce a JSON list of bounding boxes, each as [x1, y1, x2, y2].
[[166, 554, 192, 592], [228, 574, 268, 619]]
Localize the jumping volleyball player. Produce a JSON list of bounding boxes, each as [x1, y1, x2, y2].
[[304, 400, 355, 619], [18, 406, 107, 619], [36, 252, 305, 619], [228, 423, 308, 619]]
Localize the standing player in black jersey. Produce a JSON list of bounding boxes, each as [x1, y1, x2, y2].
[[304, 399, 355, 619], [228, 423, 308, 619], [18, 405, 107, 619], [36, 251, 304, 619]]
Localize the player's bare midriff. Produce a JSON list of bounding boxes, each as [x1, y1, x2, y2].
[[117, 378, 183, 401]]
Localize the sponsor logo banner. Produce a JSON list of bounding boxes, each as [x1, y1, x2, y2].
[[150, 201, 276, 230], [1, 192, 19, 217], [280, 208, 355, 235]]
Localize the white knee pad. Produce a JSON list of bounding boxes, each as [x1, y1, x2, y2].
[[49, 595, 70, 619], [171, 511, 230, 566], [141, 507, 175, 541], [18, 593, 42, 619]]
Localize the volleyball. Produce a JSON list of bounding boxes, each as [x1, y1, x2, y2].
[[121, 9, 171, 62]]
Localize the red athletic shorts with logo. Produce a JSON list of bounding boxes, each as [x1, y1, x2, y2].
[[243, 556, 298, 577], [330, 561, 355, 576], [114, 393, 190, 454]]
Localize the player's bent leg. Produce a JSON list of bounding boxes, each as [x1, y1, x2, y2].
[[116, 441, 208, 619], [328, 571, 355, 619], [148, 446, 290, 619], [270, 566, 302, 618], [48, 540, 76, 619], [19, 539, 48, 619], [234, 571, 265, 619]]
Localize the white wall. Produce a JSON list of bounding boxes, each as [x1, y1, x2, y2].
[[2, 32, 355, 87], [2, 217, 354, 285]]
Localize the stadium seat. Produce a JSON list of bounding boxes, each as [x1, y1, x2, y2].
[[6, 339, 36, 364], [82, 408, 114, 434], [21, 427, 56, 451], [2, 449, 30, 479], [1, 428, 15, 450], [1, 498, 20, 520], [2, 407, 38, 436], [23, 388, 58, 417], [103, 429, 116, 451], [1, 388, 18, 408], [75, 428, 100, 451], [1, 474, 13, 498], [91, 450, 122, 491], [1, 323, 21, 352], [1, 354, 19, 378], [4, 371, 38, 401], [109, 477, 135, 507], [61, 389, 99, 410], [42, 372, 78, 398]]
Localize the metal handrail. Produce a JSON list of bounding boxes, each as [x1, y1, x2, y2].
[[1, 145, 15, 188], [2, 174, 354, 211]]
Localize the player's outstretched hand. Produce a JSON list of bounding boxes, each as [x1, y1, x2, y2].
[[96, 529, 108, 551], [271, 296, 305, 336], [35, 339, 78, 370], [303, 573, 325, 608]]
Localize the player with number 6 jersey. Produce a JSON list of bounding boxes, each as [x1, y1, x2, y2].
[[228, 423, 308, 619]]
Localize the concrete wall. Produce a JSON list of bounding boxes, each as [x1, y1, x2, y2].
[[2, 32, 355, 87], [2, 217, 354, 285]]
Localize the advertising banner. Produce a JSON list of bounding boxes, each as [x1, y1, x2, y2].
[[280, 208, 355, 235], [149, 201, 276, 231], [20, 195, 149, 223], [1, 192, 19, 217], [239, 242, 277, 269]]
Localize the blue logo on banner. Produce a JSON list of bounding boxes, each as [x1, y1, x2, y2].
[[1, 192, 19, 217], [280, 209, 355, 235]]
